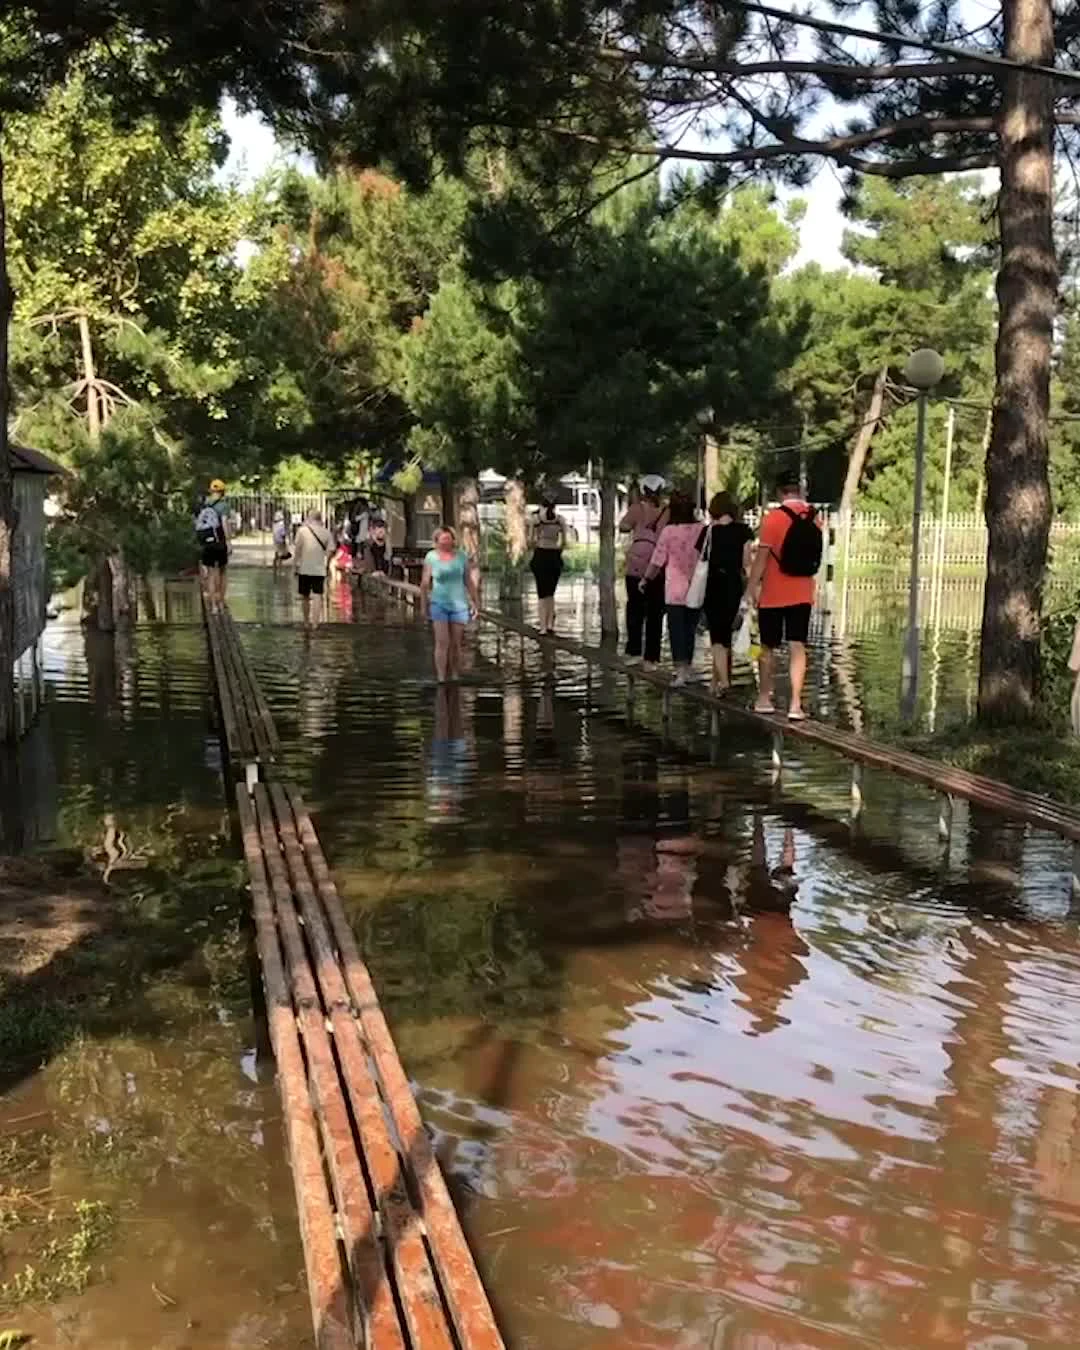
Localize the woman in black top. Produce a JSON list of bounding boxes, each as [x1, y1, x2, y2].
[[699, 492, 754, 693]]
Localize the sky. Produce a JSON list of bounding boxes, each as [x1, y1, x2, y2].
[[220, 99, 851, 271]]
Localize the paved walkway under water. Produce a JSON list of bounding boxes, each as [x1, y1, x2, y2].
[[217, 568, 1080, 1350]]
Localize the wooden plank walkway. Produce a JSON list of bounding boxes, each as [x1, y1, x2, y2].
[[204, 607, 504, 1350], [367, 573, 1080, 855]]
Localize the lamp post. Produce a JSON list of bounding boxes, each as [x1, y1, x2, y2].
[[901, 347, 945, 721], [696, 406, 712, 515]]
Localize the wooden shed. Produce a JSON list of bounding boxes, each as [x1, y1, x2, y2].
[[11, 442, 65, 736]]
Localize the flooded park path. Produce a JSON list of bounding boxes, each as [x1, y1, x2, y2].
[[239, 571, 1080, 1348], [5, 564, 1080, 1347]]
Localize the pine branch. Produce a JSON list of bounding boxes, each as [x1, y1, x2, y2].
[[597, 47, 986, 83], [539, 115, 1001, 177]]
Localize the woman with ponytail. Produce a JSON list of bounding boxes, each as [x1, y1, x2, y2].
[[529, 488, 567, 634]]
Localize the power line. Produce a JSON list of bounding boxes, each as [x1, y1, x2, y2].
[[727, 0, 1080, 89]]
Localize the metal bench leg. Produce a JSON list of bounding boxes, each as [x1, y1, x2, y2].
[[851, 763, 864, 822]]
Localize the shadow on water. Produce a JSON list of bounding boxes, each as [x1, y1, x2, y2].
[[0, 625, 311, 1348], [230, 577, 1080, 1350]]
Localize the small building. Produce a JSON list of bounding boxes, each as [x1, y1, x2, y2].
[[11, 443, 66, 736], [371, 463, 445, 551]]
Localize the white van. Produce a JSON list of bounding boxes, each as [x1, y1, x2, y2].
[[479, 470, 627, 544]]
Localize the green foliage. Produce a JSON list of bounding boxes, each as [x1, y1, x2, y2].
[[266, 455, 335, 494], [6, 62, 296, 482], [44, 415, 197, 586], [403, 176, 791, 487], [256, 168, 470, 466], [773, 177, 995, 504]]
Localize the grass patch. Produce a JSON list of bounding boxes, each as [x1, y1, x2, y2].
[[900, 722, 1080, 801], [0, 1131, 113, 1309]]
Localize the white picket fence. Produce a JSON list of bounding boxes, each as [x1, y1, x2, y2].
[[834, 511, 1080, 570]]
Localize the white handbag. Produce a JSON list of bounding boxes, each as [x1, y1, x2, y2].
[[685, 524, 711, 610]]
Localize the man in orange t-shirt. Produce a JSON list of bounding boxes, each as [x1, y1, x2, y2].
[[743, 476, 820, 720]]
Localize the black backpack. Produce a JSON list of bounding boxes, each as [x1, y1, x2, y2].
[[777, 504, 822, 577]]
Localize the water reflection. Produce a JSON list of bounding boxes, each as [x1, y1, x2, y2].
[[235, 605, 1080, 1349], [1, 624, 311, 1347]]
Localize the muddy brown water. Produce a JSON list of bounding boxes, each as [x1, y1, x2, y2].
[[2, 622, 311, 1348], [8, 566, 1080, 1348]]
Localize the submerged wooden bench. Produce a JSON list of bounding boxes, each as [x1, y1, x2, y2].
[[205, 607, 280, 782], [238, 783, 503, 1350], [368, 572, 1080, 862], [203, 602, 504, 1349]]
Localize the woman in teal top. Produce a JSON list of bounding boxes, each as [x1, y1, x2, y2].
[[421, 526, 479, 681]]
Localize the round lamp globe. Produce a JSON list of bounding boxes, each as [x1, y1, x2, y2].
[[904, 348, 945, 391]]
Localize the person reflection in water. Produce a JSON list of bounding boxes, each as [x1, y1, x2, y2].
[[731, 814, 810, 1035], [427, 684, 468, 820], [619, 761, 700, 925]]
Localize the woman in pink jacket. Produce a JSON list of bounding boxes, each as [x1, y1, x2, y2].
[[642, 490, 703, 686]]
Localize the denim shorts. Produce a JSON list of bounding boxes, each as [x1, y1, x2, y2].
[[430, 601, 469, 624]]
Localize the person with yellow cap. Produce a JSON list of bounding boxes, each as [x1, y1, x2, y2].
[[195, 478, 230, 610]]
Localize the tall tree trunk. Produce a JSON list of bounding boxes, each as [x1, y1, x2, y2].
[[506, 477, 527, 564], [111, 551, 133, 626], [0, 140, 14, 743], [598, 471, 618, 639], [139, 577, 158, 623], [839, 365, 887, 516], [78, 311, 102, 446], [95, 559, 115, 633], [704, 436, 721, 505], [978, 0, 1056, 722], [454, 475, 482, 561]]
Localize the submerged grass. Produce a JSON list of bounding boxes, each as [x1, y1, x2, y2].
[[900, 606, 1080, 801], [0, 1131, 113, 1310], [0, 821, 251, 1312]]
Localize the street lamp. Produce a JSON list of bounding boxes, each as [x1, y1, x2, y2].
[[901, 347, 945, 720]]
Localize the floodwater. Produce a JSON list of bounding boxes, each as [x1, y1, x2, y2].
[[9, 563, 1080, 1348], [230, 568, 1080, 1349], [1, 623, 311, 1347]]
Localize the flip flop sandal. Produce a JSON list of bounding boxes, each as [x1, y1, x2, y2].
[[787, 709, 807, 722], [753, 702, 776, 715]]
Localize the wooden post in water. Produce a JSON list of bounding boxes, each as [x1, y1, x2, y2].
[[938, 792, 955, 846], [771, 730, 783, 784], [625, 673, 635, 724], [661, 686, 672, 737], [850, 762, 864, 821]]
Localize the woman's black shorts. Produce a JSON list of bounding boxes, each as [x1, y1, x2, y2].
[[298, 574, 326, 597], [530, 548, 563, 599], [704, 580, 743, 646], [201, 542, 228, 569]]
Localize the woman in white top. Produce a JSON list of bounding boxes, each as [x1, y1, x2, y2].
[[293, 509, 333, 629], [528, 489, 567, 634]]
